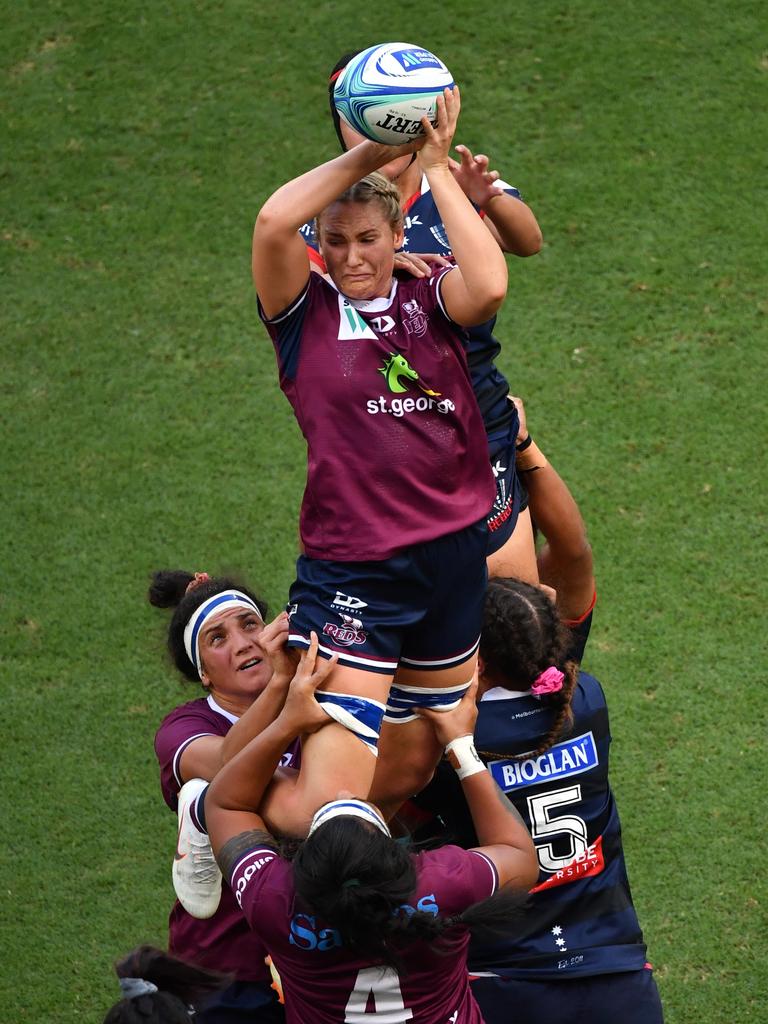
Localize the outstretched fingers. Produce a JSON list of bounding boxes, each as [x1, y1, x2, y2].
[[296, 631, 338, 689], [261, 611, 298, 681], [284, 633, 339, 731], [419, 85, 461, 155]]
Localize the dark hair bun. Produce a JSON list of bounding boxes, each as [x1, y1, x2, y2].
[[148, 570, 194, 609]]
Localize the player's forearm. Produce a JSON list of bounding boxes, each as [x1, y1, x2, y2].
[[483, 194, 542, 256], [462, 766, 532, 852], [426, 164, 507, 311], [256, 142, 397, 236], [219, 681, 289, 767], [518, 441, 590, 562], [207, 716, 297, 814]]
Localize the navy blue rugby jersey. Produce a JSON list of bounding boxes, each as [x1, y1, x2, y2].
[[414, 672, 649, 980], [300, 176, 524, 447]]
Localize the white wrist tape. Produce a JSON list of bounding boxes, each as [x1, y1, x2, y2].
[[445, 735, 486, 780]]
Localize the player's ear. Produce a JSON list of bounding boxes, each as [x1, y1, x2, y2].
[[392, 224, 404, 250], [477, 654, 487, 680]]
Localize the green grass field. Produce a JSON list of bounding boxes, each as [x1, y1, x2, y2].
[[2, 1, 766, 1020]]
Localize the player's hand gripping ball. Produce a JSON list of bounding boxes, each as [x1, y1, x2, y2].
[[333, 42, 454, 145]]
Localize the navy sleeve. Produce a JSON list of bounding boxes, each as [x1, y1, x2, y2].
[[258, 278, 312, 382]]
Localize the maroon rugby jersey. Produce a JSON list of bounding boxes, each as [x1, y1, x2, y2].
[[260, 269, 495, 560], [230, 842, 498, 1022], [155, 696, 300, 982]]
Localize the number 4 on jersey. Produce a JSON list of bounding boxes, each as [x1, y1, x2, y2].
[[344, 966, 414, 1022]]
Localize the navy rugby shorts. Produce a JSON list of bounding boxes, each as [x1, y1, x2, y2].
[[486, 427, 527, 557], [470, 966, 664, 1024], [197, 980, 285, 1023], [287, 518, 488, 675]]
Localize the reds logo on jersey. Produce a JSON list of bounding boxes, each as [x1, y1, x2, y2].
[[323, 613, 367, 646], [402, 298, 428, 338]]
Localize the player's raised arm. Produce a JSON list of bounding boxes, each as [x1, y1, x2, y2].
[[419, 678, 538, 892], [511, 396, 595, 622], [448, 143, 543, 256], [205, 635, 337, 861], [418, 87, 508, 327], [253, 138, 422, 318]]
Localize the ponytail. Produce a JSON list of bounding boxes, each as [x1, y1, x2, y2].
[[102, 946, 230, 1023], [480, 578, 577, 758], [293, 819, 527, 967]]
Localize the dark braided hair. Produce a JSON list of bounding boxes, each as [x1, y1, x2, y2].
[[102, 946, 230, 1023], [479, 578, 578, 760], [292, 817, 526, 969], [148, 569, 268, 683]]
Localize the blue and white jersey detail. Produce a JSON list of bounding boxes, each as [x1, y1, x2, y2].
[[489, 732, 599, 792], [315, 691, 386, 753], [385, 680, 472, 724]]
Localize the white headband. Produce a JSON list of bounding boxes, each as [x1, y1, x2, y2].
[[308, 798, 391, 838], [183, 590, 263, 679]]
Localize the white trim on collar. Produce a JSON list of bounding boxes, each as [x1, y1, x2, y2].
[[344, 277, 399, 313], [480, 686, 530, 702], [206, 693, 240, 724]]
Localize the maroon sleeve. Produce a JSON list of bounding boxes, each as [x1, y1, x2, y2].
[[154, 701, 229, 811], [228, 846, 291, 927], [428, 265, 459, 324], [418, 844, 499, 915]]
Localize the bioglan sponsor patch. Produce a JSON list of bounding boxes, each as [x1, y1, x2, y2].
[[489, 731, 598, 792]]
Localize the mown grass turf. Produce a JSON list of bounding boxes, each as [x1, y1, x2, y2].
[[1, 1, 765, 1020]]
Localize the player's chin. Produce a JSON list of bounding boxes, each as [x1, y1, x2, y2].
[[381, 155, 412, 180], [342, 274, 376, 297]]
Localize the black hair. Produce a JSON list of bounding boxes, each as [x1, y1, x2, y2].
[[292, 817, 527, 968], [327, 50, 363, 150], [480, 577, 578, 758], [102, 946, 230, 1024], [148, 569, 268, 682]]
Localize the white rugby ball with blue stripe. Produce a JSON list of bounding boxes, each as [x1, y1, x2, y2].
[[334, 42, 454, 145]]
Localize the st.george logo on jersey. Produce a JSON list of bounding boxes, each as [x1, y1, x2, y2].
[[338, 296, 378, 340]]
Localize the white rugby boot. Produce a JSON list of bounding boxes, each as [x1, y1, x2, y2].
[[172, 778, 222, 919]]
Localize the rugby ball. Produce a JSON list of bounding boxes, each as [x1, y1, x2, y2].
[[333, 42, 454, 146]]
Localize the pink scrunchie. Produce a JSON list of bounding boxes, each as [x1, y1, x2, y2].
[[531, 666, 565, 696], [185, 571, 211, 595]]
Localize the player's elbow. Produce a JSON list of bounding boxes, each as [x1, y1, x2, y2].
[[515, 838, 539, 892], [254, 204, 284, 243], [498, 842, 539, 892], [517, 228, 543, 257], [477, 273, 508, 320]]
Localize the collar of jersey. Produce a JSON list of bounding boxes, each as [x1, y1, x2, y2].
[[337, 276, 399, 313], [480, 685, 530, 702], [206, 693, 240, 724], [402, 174, 430, 214]]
